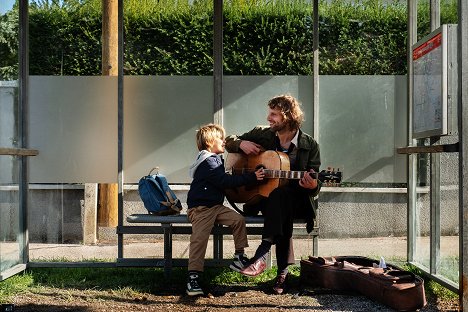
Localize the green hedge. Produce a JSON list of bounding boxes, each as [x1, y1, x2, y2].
[[0, 0, 458, 79]]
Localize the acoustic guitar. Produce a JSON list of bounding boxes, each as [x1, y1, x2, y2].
[[225, 150, 342, 205]]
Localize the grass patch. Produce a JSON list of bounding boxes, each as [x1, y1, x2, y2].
[[0, 272, 35, 303], [0, 265, 295, 303], [0, 264, 458, 306], [403, 264, 459, 303]]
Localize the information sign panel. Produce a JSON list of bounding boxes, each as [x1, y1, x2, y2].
[[412, 24, 458, 139]]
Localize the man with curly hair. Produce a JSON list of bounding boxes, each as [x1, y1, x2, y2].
[[225, 94, 321, 295]]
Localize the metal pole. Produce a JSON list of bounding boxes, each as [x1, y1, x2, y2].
[[117, 0, 124, 259], [313, 0, 319, 140], [407, 0, 418, 264], [312, 0, 320, 256], [429, 0, 441, 277], [18, 0, 30, 265], [458, 0, 468, 308], [430, 0, 440, 30], [213, 0, 223, 125]]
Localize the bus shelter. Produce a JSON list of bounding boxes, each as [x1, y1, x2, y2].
[[1, 0, 468, 309]]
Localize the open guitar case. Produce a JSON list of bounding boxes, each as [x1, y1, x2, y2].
[[300, 256, 426, 311]]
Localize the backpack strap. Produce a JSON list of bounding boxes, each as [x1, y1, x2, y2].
[[153, 174, 182, 213], [166, 191, 182, 212]]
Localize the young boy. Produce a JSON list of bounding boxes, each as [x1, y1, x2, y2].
[[186, 123, 264, 296]]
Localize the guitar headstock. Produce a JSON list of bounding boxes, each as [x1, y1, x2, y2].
[[317, 167, 342, 186]]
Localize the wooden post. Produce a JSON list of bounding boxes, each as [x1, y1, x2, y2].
[[102, 0, 118, 76], [98, 0, 118, 227]]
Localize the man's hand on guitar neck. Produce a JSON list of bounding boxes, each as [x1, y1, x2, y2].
[[299, 170, 318, 190], [239, 140, 264, 155]]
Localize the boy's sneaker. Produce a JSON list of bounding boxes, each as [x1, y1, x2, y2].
[[230, 253, 250, 272], [186, 273, 204, 296]]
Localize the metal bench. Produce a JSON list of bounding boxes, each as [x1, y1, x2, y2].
[[117, 213, 318, 277]]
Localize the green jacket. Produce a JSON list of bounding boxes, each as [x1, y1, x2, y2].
[[225, 126, 321, 218]]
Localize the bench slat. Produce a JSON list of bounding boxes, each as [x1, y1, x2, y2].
[[126, 213, 268, 224]]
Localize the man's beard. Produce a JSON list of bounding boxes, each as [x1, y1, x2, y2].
[[270, 122, 287, 132]]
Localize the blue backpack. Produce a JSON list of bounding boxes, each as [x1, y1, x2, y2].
[[138, 168, 182, 215]]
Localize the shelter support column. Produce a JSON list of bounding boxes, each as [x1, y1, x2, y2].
[[97, 0, 119, 229], [459, 0, 468, 309]]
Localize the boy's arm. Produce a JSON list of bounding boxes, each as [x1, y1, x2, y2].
[[204, 157, 257, 189]]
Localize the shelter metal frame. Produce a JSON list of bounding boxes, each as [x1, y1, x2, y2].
[[397, 1, 467, 300], [4, 0, 468, 309]]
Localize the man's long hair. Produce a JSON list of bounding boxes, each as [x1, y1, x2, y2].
[[267, 95, 304, 130]]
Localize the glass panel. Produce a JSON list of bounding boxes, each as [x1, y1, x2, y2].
[[28, 184, 83, 244], [0, 0, 19, 151], [123, 76, 213, 183], [27, 183, 117, 263], [122, 0, 214, 261], [318, 191, 408, 266], [223, 1, 312, 75], [414, 152, 431, 269], [28, 76, 118, 183], [223, 75, 408, 264], [0, 2, 17, 82], [0, 81, 18, 150], [0, 156, 20, 274], [224, 76, 313, 136], [440, 158, 459, 283], [316, 75, 408, 264], [1, 1, 23, 277], [439, 136, 459, 283], [411, 133, 459, 283], [25, 1, 119, 262], [320, 75, 407, 185], [439, 0, 460, 285]]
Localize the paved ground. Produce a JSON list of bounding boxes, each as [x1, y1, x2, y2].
[[2, 235, 457, 268], [26, 236, 458, 265]]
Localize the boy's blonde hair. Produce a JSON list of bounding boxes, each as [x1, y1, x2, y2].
[[196, 123, 225, 151]]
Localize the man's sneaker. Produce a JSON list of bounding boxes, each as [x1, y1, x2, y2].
[[186, 273, 204, 296], [229, 253, 250, 272]]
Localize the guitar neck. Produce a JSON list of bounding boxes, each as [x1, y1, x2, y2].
[[263, 169, 316, 180], [231, 166, 343, 184]]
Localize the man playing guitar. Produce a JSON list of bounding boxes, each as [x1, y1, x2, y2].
[[225, 94, 321, 295]]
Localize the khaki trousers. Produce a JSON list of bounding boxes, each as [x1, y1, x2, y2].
[[187, 204, 248, 272]]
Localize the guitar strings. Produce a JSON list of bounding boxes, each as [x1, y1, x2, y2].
[[231, 168, 318, 179]]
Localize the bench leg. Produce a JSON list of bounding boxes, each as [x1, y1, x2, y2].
[[313, 234, 318, 257], [163, 224, 173, 277], [213, 224, 223, 260], [266, 250, 272, 269]]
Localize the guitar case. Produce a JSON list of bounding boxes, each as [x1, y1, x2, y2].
[[300, 256, 426, 311]]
